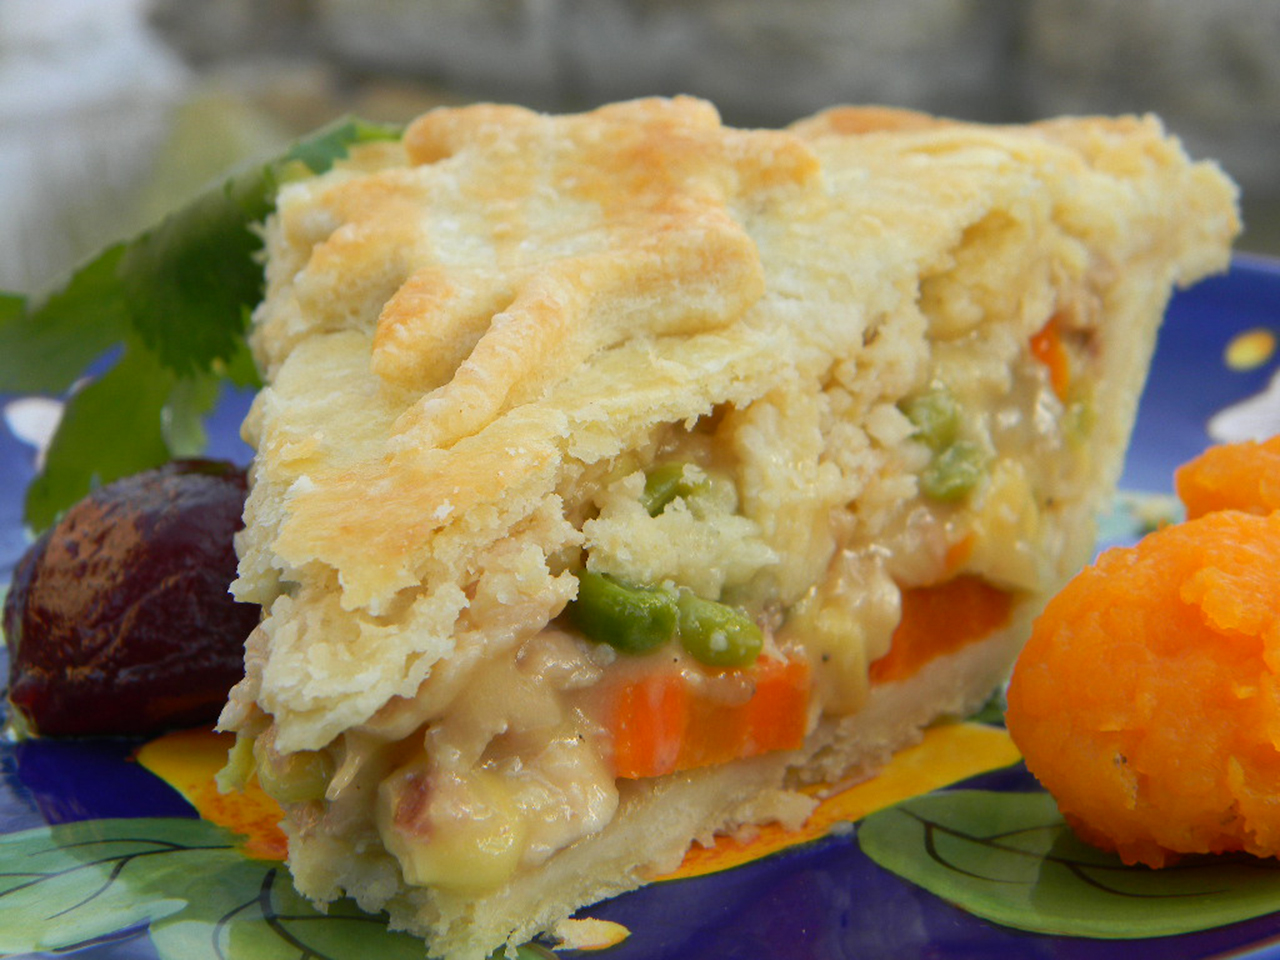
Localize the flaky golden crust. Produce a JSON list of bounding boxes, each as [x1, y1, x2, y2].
[[220, 96, 1239, 959]]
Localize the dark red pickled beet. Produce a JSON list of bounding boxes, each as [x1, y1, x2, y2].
[[3, 459, 259, 737]]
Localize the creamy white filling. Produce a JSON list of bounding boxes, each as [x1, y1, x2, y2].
[[254, 316, 1093, 895]]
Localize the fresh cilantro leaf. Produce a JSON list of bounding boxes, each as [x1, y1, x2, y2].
[[23, 339, 175, 532], [0, 291, 27, 326], [0, 115, 401, 531], [280, 116, 403, 176], [161, 367, 225, 458], [115, 166, 274, 377], [221, 313, 262, 388], [0, 247, 128, 394]]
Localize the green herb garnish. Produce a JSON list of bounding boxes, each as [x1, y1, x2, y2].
[[0, 117, 401, 532]]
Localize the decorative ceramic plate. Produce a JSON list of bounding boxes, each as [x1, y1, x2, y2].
[[1, 256, 1279, 960]]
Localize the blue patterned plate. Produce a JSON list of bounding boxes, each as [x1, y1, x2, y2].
[[1, 256, 1279, 960]]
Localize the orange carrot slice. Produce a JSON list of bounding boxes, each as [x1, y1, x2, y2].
[[609, 575, 1011, 779], [1030, 314, 1071, 401], [609, 656, 811, 780], [869, 575, 1014, 685]]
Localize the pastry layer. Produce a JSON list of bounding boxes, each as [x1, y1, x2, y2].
[[218, 98, 1238, 959]]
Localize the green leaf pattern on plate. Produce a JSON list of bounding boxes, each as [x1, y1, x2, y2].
[[7, 788, 1280, 956], [858, 790, 1280, 939], [0, 817, 426, 959]]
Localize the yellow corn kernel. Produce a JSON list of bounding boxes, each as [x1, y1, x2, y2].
[[377, 764, 527, 894]]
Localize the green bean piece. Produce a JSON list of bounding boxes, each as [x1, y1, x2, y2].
[[920, 439, 987, 502], [902, 387, 960, 452], [675, 591, 764, 668], [640, 462, 703, 516], [569, 570, 678, 654]]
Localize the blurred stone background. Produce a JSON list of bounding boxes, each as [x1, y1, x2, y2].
[[3, 0, 1278, 294]]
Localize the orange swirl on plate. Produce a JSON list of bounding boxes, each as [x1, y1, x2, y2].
[[136, 728, 288, 861], [136, 721, 1019, 877]]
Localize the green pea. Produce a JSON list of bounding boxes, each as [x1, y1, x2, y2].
[[569, 570, 678, 654], [675, 591, 763, 668], [920, 439, 987, 502], [640, 462, 704, 516], [902, 387, 960, 452], [254, 742, 334, 804]]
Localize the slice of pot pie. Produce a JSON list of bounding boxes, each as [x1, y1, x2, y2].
[[218, 97, 1239, 958]]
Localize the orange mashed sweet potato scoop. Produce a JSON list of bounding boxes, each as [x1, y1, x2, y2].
[[1006, 509, 1280, 868], [1175, 434, 1280, 519]]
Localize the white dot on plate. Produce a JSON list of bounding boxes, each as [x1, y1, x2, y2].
[[1207, 369, 1280, 444], [4, 396, 64, 463]]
